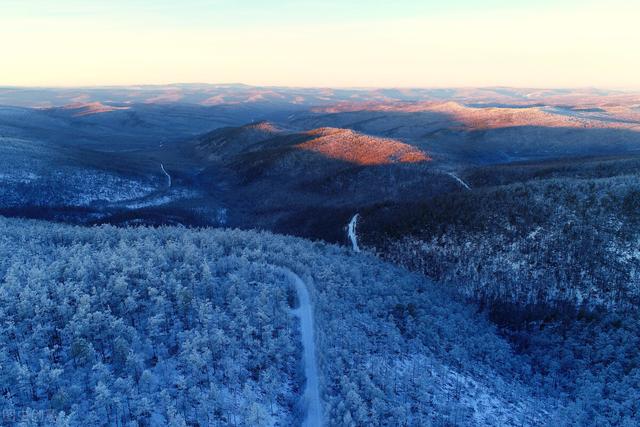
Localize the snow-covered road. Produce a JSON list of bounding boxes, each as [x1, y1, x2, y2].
[[446, 172, 471, 190], [286, 270, 323, 427], [348, 214, 360, 252]]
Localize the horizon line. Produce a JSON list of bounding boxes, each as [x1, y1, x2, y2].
[[2, 82, 640, 93]]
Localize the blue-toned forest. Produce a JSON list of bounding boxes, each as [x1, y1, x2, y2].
[[1, 216, 638, 426]]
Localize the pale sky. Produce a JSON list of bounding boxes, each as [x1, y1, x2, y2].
[[1, 0, 639, 88]]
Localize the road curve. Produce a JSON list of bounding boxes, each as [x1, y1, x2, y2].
[[285, 270, 323, 427], [348, 214, 360, 252]]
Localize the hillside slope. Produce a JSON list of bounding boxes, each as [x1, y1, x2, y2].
[[191, 123, 443, 241], [0, 217, 554, 426], [364, 155, 640, 311], [355, 155, 640, 426]]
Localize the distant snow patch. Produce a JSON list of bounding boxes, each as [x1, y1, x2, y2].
[[0, 172, 39, 184]]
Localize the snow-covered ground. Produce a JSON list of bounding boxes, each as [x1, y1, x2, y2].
[[123, 188, 198, 210], [287, 270, 323, 427], [0, 172, 39, 184], [58, 171, 157, 206], [0, 168, 158, 208], [367, 353, 554, 426], [0, 136, 160, 208]]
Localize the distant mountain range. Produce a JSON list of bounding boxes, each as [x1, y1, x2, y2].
[[2, 83, 639, 109], [2, 85, 639, 237]]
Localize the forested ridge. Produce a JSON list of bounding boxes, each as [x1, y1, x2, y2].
[[371, 165, 640, 310], [0, 216, 558, 426], [363, 158, 640, 425]]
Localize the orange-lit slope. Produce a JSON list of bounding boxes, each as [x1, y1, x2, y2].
[[296, 128, 430, 165], [61, 102, 130, 116], [313, 101, 640, 131]]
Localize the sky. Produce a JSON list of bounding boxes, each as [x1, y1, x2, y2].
[[1, 0, 639, 88]]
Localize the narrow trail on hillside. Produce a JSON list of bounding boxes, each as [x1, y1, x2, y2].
[[160, 163, 172, 188], [446, 172, 471, 190], [286, 270, 323, 427], [348, 214, 360, 252]]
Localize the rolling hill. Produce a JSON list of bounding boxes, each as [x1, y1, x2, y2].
[[0, 216, 556, 426]]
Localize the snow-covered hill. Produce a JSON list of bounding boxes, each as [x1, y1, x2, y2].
[[0, 217, 555, 426]]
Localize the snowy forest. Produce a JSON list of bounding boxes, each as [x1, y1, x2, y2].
[[1, 215, 638, 426], [378, 171, 640, 309], [365, 159, 640, 426]]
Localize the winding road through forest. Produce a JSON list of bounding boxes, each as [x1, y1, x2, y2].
[[285, 270, 323, 427]]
